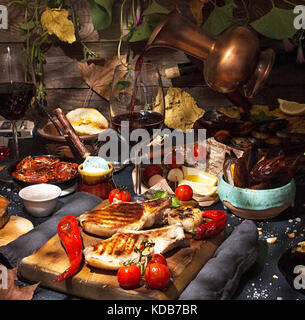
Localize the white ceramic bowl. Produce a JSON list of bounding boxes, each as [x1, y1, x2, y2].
[[19, 184, 62, 217]]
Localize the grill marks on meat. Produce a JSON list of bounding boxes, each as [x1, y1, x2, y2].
[[83, 224, 186, 270], [79, 198, 172, 237], [168, 206, 203, 232]]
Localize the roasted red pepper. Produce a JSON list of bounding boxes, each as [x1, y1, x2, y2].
[[54, 216, 83, 282], [194, 210, 227, 240]]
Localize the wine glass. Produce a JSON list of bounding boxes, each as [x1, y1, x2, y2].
[[109, 61, 165, 201], [0, 46, 35, 159]]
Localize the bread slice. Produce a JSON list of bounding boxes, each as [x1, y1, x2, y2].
[[66, 108, 108, 135]]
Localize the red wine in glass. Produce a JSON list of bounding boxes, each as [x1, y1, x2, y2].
[[0, 82, 34, 120], [0, 82, 34, 159], [111, 110, 164, 146]]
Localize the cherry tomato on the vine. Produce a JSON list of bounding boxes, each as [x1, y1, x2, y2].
[[109, 187, 131, 203], [145, 263, 171, 290], [148, 254, 167, 266], [117, 265, 141, 288]]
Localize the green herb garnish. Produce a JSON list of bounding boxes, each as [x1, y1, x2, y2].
[[152, 191, 168, 199], [171, 196, 180, 208]]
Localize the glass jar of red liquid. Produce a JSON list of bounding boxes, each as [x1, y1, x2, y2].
[[77, 162, 116, 200], [0, 146, 10, 159]]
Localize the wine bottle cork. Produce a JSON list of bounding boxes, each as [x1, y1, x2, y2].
[[165, 66, 180, 79]]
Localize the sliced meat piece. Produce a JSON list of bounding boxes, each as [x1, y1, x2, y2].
[[83, 224, 186, 270], [168, 206, 203, 232], [79, 198, 172, 237]]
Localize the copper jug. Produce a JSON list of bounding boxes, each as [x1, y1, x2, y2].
[[147, 10, 275, 100]]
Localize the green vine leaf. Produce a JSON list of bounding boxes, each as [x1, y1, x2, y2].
[[142, 0, 169, 16], [19, 20, 36, 35], [202, 1, 233, 36], [90, 0, 116, 30], [127, 14, 164, 42], [127, 20, 152, 42], [250, 8, 296, 40], [116, 79, 131, 91]]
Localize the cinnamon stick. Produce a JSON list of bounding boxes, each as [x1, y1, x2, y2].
[[53, 108, 91, 160]]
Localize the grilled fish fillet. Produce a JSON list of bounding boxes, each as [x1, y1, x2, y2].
[[83, 224, 186, 270], [79, 198, 172, 237], [168, 206, 203, 232]]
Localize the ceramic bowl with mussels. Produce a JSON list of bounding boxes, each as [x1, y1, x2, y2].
[[195, 110, 305, 150], [217, 145, 297, 220]]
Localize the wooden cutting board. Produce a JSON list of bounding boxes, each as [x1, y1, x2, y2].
[[18, 201, 226, 300]]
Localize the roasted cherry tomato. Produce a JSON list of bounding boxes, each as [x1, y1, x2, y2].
[[175, 185, 193, 201], [117, 265, 141, 288], [148, 254, 167, 266], [192, 144, 207, 161], [143, 164, 163, 181], [165, 152, 184, 168], [145, 263, 171, 289], [109, 187, 131, 203]]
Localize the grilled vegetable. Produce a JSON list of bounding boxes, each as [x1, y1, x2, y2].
[[54, 216, 83, 282]]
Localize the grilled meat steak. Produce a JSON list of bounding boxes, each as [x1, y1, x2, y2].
[[83, 224, 186, 270], [79, 198, 172, 237], [168, 206, 203, 232]]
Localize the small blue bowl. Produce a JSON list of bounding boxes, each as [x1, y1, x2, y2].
[[218, 174, 296, 220]]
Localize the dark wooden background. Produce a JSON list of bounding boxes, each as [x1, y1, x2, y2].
[[1, 0, 305, 126]]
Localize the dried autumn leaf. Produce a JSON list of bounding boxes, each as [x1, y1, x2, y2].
[[41, 8, 76, 44], [190, 0, 205, 26], [77, 55, 127, 101], [0, 266, 39, 300]]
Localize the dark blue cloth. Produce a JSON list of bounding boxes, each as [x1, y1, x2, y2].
[[179, 220, 258, 300], [0, 191, 101, 268]]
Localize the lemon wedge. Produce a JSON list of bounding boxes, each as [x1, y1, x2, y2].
[[181, 166, 218, 186], [178, 180, 217, 197], [278, 98, 305, 116]]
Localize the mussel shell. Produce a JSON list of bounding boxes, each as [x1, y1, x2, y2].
[[202, 110, 233, 123], [276, 131, 291, 139], [290, 134, 305, 145], [264, 136, 283, 147], [231, 137, 261, 149], [214, 130, 231, 144], [251, 130, 270, 140], [259, 119, 289, 133], [223, 152, 237, 185]]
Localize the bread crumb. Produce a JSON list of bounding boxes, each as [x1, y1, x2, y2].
[[267, 237, 277, 244], [288, 233, 295, 239]]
